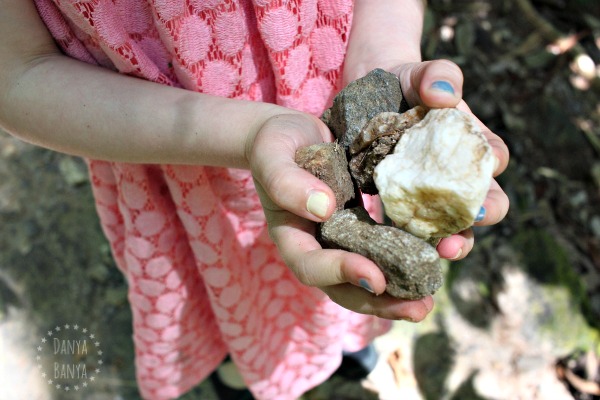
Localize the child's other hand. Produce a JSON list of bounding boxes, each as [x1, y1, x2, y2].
[[387, 60, 510, 260], [247, 113, 433, 321]]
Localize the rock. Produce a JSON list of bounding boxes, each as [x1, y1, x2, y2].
[[350, 134, 401, 195], [350, 107, 429, 156], [323, 69, 408, 148], [318, 207, 442, 299], [374, 108, 495, 239], [295, 142, 355, 211], [349, 107, 429, 194]]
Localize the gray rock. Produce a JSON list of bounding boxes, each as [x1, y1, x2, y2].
[[323, 69, 408, 148], [318, 207, 442, 299]]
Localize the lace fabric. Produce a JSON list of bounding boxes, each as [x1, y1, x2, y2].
[[33, 1, 392, 399]]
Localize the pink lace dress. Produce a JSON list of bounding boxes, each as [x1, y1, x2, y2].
[[33, 1, 391, 399]]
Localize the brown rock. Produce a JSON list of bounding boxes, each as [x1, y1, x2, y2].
[[349, 107, 428, 194], [295, 142, 355, 211]]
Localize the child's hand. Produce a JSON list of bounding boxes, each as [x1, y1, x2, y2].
[[385, 59, 510, 260], [246, 112, 433, 321]]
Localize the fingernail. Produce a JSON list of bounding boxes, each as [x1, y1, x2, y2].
[[430, 80, 455, 95], [474, 206, 486, 222], [358, 278, 375, 294], [306, 191, 329, 219], [493, 155, 500, 172], [451, 248, 463, 260]]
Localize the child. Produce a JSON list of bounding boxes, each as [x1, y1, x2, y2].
[[0, 0, 509, 399]]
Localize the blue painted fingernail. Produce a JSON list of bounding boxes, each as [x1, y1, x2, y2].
[[474, 206, 486, 222], [359, 278, 375, 294], [431, 80, 455, 95]]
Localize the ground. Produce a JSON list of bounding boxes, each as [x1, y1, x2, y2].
[[0, 0, 599, 399]]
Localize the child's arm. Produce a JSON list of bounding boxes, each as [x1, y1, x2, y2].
[[344, 0, 426, 83], [0, 1, 433, 321], [0, 0, 297, 168], [345, 0, 510, 261]]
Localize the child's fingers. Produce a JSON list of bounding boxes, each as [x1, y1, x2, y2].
[[321, 285, 434, 321], [417, 59, 465, 108], [268, 215, 434, 320], [436, 179, 509, 260], [393, 59, 464, 108], [475, 179, 510, 226], [256, 157, 336, 222], [249, 114, 337, 222], [456, 101, 510, 176], [296, 249, 389, 294], [264, 206, 434, 321], [436, 229, 475, 260], [265, 212, 388, 294]]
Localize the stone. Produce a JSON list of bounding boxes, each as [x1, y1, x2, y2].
[[349, 107, 429, 194], [318, 207, 442, 299], [374, 108, 495, 239], [322, 69, 408, 148], [295, 142, 355, 211], [349, 107, 429, 155]]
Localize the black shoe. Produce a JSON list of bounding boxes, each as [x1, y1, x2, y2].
[[335, 344, 378, 380]]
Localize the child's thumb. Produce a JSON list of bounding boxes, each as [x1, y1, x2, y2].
[[250, 115, 337, 222], [397, 59, 464, 109], [256, 160, 336, 222]]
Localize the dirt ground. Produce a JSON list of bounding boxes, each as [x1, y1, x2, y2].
[[1, 0, 599, 399]]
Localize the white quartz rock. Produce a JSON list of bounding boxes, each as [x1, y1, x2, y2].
[[374, 108, 495, 239]]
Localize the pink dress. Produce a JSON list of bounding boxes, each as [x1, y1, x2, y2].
[[33, 1, 392, 399]]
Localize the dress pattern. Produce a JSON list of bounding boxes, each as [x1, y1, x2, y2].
[[33, 1, 392, 399]]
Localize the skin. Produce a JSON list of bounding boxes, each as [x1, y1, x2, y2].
[[0, 0, 509, 322]]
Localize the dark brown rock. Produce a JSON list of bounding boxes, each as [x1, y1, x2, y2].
[[348, 107, 428, 194], [349, 134, 400, 195]]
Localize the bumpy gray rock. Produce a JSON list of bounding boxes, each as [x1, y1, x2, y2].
[[322, 69, 408, 148], [319, 207, 442, 299]]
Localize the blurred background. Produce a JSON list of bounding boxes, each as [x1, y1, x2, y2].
[[1, 0, 599, 399]]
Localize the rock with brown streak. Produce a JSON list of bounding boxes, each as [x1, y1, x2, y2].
[[374, 108, 496, 240], [349, 107, 429, 194]]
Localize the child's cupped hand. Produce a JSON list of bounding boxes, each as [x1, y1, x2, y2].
[[385, 59, 510, 260], [246, 112, 433, 321], [246, 60, 509, 322]]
